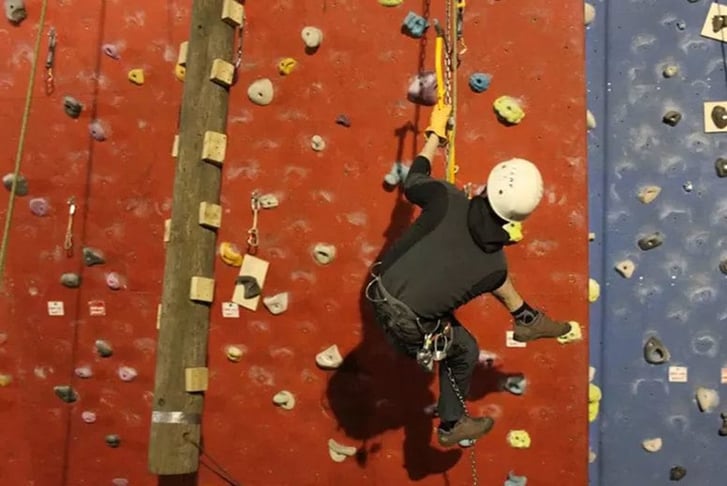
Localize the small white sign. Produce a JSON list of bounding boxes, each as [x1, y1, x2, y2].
[[47, 301, 65, 316], [88, 300, 106, 316], [721, 368, 727, 384], [505, 331, 526, 348], [222, 302, 240, 318], [668, 366, 688, 383]]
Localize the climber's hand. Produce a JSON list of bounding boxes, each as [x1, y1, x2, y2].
[[425, 104, 452, 145]]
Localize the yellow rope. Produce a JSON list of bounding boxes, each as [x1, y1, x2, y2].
[[0, 0, 50, 288]]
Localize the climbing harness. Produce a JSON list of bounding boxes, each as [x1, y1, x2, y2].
[[45, 27, 56, 95], [64, 197, 76, 257], [434, 0, 466, 184], [246, 191, 261, 253], [364, 263, 480, 484], [0, 0, 50, 287]]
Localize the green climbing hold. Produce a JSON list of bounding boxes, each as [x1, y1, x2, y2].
[[54, 385, 78, 403]]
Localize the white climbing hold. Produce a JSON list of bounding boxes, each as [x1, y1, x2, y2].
[[313, 243, 337, 265], [637, 185, 661, 204], [117, 366, 137, 382], [311, 135, 326, 152], [584, 3, 595, 26], [316, 345, 343, 369], [258, 193, 279, 209], [589, 366, 596, 382], [226, 345, 245, 362], [301, 26, 323, 49], [81, 411, 97, 423], [263, 292, 289, 315], [272, 390, 296, 410], [74, 366, 93, 379], [589, 232, 596, 242], [4, 0, 27, 24], [588, 278, 600, 303], [642, 437, 663, 452], [247, 78, 274, 106], [328, 438, 357, 463], [615, 260, 636, 278], [696, 387, 720, 413], [586, 110, 596, 129], [589, 448, 597, 463]]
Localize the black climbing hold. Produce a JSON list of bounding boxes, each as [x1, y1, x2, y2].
[[663, 111, 682, 126], [719, 412, 727, 436], [638, 233, 663, 251], [670, 466, 686, 481], [83, 247, 105, 266], [95, 340, 113, 358], [644, 336, 670, 365], [716, 158, 727, 178], [713, 15, 727, 33], [719, 259, 727, 275], [105, 434, 121, 448], [54, 385, 78, 403], [235, 276, 261, 299], [712, 105, 727, 129], [60, 273, 81, 288], [2, 173, 29, 196], [335, 114, 351, 127], [63, 96, 83, 118]]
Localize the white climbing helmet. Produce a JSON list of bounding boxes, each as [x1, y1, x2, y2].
[[485, 158, 544, 223]]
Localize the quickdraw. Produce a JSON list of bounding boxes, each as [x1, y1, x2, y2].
[[45, 27, 56, 95], [246, 191, 261, 253]]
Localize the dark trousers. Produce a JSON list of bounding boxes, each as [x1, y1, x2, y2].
[[368, 277, 480, 423]]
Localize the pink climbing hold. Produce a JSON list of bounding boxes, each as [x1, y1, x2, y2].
[[407, 71, 438, 106], [105, 272, 126, 290], [111, 479, 129, 486], [29, 197, 49, 216], [89, 121, 106, 141], [102, 44, 120, 59], [74, 366, 93, 379], [81, 411, 97, 423], [117, 366, 137, 382]]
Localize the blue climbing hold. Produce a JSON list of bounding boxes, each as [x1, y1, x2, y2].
[[469, 73, 492, 93], [505, 471, 528, 486], [504, 375, 527, 395], [402, 12, 428, 38]]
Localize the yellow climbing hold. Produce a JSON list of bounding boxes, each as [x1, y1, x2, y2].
[[588, 278, 600, 303], [219, 242, 243, 267], [494, 96, 525, 124], [278, 57, 297, 75], [0, 373, 12, 387], [503, 222, 523, 243], [589, 383, 602, 422], [378, 0, 403, 6], [506, 430, 531, 448], [128, 68, 145, 85], [557, 321, 583, 344], [175, 64, 186, 82]]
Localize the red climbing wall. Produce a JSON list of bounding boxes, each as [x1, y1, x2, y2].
[[0, 1, 588, 485]]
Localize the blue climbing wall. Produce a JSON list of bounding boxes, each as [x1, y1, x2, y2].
[[588, 1, 727, 484]]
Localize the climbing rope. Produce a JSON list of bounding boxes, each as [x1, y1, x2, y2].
[[446, 364, 480, 485], [0, 0, 51, 288]]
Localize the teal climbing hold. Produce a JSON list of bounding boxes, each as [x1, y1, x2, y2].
[[505, 471, 528, 486], [469, 73, 492, 93]]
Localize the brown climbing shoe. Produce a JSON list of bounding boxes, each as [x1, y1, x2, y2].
[[513, 313, 571, 342], [437, 416, 494, 448]]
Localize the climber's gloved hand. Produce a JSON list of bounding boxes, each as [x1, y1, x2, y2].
[[425, 104, 452, 146]]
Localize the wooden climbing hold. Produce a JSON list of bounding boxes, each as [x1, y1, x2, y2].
[[198, 202, 222, 229], [128, 69, 144, 85], [163, 219, 171, 243], [221, 0, 244, 27], [201, 131, 227, 165], [177, 41, 188, 66], [190, 276, 215, 303], [210, 58, 235, 87], [156, 304, 162, 330], [184, 367, 209, 392], [232, 255, 269, 311]]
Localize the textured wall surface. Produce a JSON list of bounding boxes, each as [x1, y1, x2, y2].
[[0, 1, 588, 485], [587, 1, 727, 485]]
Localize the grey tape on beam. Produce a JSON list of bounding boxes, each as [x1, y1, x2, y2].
[[151, 411, 202, 425]]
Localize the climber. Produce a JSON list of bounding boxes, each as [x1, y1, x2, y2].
[[365, 104, 572, 448]]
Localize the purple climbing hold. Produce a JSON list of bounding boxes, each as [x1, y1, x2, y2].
[[74, 366, 93, 379], [81, 411, 97, 423], [105, 272, 125, 290], [89, 121, 106, 141], [335, 114, 351, 127], [29, 197, 49, 216], [117, 366, 137, 382], [407, 71, 438, 106], [102, 44, 120, 59]]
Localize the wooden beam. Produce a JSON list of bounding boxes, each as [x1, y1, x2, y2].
[[148, 0, 235, 475]]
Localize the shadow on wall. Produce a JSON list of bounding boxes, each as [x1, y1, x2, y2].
[[322, 124, 514, 481]]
